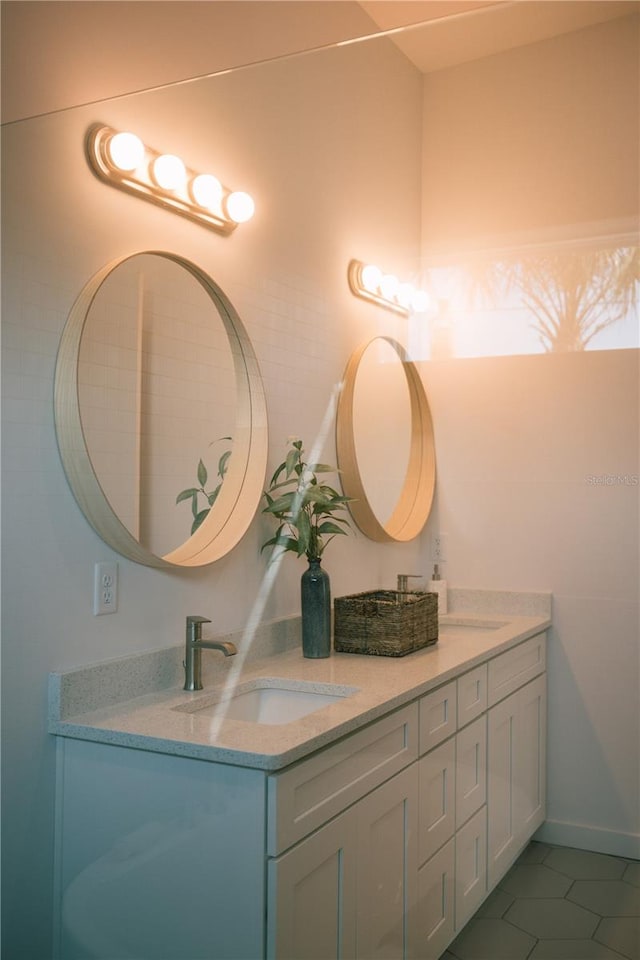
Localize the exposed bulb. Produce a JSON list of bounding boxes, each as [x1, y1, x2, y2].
[[191, 174, 223, 211], [397, 282, 416, 309], [411, 289, 430, 313], [225, 191, 255, 223], [152, 154, 186, 191], [361, 264, 382, 294], [107, 132, 144, 171], [379, 274, 400, 302]]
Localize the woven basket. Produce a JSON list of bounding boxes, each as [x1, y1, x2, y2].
[[333, 590, 438, 657]]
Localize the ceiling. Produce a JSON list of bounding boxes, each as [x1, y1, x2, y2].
[[359, 0, 639, 73], [1, 0, 638, 124]]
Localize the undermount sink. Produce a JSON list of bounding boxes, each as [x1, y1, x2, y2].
[[439, 616, 510, 634], [175, 679, 359, 725]]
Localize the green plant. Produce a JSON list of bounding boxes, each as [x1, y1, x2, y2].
[[176, 437, 232, 535], [261, 438, 352, 561]]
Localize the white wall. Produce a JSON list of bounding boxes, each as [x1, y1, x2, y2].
[[1, 35, 424, 959], [420, 16, 639, 857]]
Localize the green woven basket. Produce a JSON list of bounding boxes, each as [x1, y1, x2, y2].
[[333, 589, 438, 657]]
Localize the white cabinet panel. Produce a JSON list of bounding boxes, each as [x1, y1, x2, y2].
[[488, 633, 546, 706], [268, 703, 418, 855], [487, 673, 547, 887], [416, 838, 455, 960], [419, 681, 457, 753], [267, 807, 358, 960], [456, 715, 487, 829], [455, 806, 487, 931], [419, 737, 456, 865], [457, 664, 488, 728], [356, 765, 418, 960]]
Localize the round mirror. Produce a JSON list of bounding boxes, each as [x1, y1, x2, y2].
[[336, 336, 435, 542], [55, 251, 268, 567]]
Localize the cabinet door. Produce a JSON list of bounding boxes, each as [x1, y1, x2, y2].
[[419, 738, 456, 865], [356, 765, 418, 960], [456, 716, 487, 829], [487, 688, 519, 887], [455, 806, 487, 931], [416, 838, 455, 960], [267, 807, 358, 960], [518, 673, 546, 838], [487, 675, 547, 887]]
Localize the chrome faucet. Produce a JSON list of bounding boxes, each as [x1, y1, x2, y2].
[[183, 615, 237, 691]]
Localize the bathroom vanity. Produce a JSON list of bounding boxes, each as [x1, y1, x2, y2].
[[49, 590, 550, 959]]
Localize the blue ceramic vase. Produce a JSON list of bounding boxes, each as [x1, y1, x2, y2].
[[301, 558, 331, 658]]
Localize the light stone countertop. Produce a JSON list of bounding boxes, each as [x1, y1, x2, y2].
[[49, 589, 551, 772]]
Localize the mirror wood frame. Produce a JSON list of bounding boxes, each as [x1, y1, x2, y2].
[[54, 251, 268, 568], [336, 336, 436, 542]]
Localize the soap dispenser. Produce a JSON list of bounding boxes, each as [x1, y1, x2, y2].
[[428, 564, 448, 614]]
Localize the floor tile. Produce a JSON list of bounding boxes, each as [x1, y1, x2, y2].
[[518, 841, 553, 864], [500, 864, 572, 899], [447, 918, 535, 959], [622, 861, 640, 888], [594, 916, 640, 959], [530, 938, 630, 959], [568, 880, 640, 917], [544, 847, 627, 881], [505, 897, 599, 939], [474, 887, 513, 918]]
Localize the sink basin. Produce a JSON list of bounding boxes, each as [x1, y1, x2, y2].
[[439, 616, 509, 634], [175, 679, 358, 725]]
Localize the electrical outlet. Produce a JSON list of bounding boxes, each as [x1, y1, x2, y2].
[[94, 561, 118, 615], [431, 534, 448, 563]]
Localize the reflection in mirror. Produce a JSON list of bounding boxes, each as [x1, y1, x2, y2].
[[336, 337, 436, 543], [352, 339, 412, 526], [56, 252, 267, 568], [78, 254, 236, 557]]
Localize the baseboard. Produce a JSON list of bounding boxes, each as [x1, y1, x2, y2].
[[535, 819, 640, 860]]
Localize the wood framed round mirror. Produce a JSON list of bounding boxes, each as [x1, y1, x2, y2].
[[336, 336, 435, 542], [54, 251, 268, 568]]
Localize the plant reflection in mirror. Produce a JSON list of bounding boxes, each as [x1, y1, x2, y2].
[[176, 437, 232, 535], [261, 438, 352, 562]]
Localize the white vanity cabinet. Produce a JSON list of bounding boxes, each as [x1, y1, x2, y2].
[[52, 630, 547, 960], [487, 640, 547, 886], [266, 704, 419, 959]]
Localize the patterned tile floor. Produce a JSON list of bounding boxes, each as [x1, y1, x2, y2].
[[440, 842, 640, 960]]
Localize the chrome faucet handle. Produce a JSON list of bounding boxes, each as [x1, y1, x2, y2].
[[186, 615, 211, 642]]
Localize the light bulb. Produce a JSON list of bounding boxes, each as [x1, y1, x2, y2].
[[190, 174, 223, 211], [152, 154, 186, 191], [411, 289, 430, 313], [360, 264, 382, 294], [397, 282, 415, 309], [380, 274, 400, 302], [225, 191, 255, 223], [107, 132, 144, 171]]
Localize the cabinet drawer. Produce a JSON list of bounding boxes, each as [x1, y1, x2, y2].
[[488, 633, 546, 706], [267, 703, 418, 855], [457, 664, 488, 728], [419, 681, 457, 754]]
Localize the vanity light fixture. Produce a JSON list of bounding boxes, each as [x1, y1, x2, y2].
[[86, 124, 255, 235], [348, 259, 429, 316]]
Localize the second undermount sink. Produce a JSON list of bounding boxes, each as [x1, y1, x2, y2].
[[438, 616, 510, 634], [176, 679, 359, 725]]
